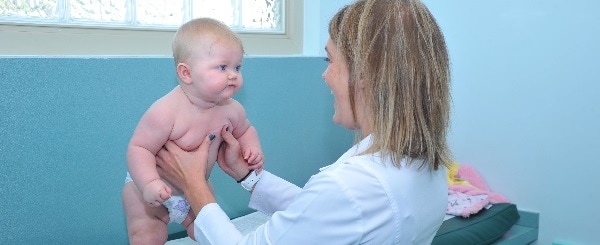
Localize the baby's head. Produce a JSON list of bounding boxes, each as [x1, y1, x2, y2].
[[172, 18, 244, 66], [172, 18, 245, 105]]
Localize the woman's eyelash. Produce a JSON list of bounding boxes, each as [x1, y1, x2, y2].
[[324, 57, 331, 62]]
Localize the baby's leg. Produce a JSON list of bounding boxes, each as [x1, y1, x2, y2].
[[122, 181, 170, 245], [181, 213, 196, 240]]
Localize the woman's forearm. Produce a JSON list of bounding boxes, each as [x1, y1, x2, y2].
[[184, 178, 216, 215]]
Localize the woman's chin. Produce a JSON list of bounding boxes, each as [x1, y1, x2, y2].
[[332, 114, 345, 127]]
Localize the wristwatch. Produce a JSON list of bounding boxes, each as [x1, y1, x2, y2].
[[239, 170, 263, 191]]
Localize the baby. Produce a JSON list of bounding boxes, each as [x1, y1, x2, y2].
[[122, 18, 263, 244]]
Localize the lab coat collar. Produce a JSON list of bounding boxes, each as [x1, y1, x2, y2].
[[319, 134, 373, 172]]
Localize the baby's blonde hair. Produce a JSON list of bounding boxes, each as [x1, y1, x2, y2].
[[172, 18, 244, 65]]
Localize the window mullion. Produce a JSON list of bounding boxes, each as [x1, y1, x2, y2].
[[127, 0, 135, 26], [183, 0, 192, 24], [56, 0, 69, 23], [233, 0, 241, 29]]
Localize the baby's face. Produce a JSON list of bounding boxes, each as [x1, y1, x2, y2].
[[187, 38, 244, 103]]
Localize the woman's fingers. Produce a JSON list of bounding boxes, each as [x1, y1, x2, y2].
[[220, 126, 238, 146], [162, 140, 184, 155], [201, 133, 216, 150], [156, 134, 215, 192]]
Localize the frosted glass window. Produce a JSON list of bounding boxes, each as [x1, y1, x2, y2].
[[0, 0, 284, 33], [70, 0, 129, 23], [0, 0, 60, 19]]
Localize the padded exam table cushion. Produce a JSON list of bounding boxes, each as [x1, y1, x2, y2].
[[432, 203, 520, 245]]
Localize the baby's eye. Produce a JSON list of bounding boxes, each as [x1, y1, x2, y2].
[[324, 57, 331, 63], [218, 65, 226, 71], [235, 65, 242, 72]]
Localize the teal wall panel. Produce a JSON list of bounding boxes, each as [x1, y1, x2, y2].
[[0, 57, 353, 244]]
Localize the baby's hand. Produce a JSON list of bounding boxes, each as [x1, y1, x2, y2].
[[243, 146, 264, 171], [142, 179, 172, 207]]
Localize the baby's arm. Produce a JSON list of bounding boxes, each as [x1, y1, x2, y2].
[[229, 100, 264, 170], [232, 119, 264, 171], [237, 124, 263, 167], [126, 101, 174, 205]]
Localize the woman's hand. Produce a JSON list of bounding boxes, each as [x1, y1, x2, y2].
[[156, 135, 217, 214], [156, 134, 214, 195], [217, 125, 255, 182]]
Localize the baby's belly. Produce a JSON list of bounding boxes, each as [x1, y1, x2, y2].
[[165, 134, 223, 195]]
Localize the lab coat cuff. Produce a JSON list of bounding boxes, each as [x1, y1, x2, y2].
[[249, 170, 301, 214], [195, 203, 243, 245]]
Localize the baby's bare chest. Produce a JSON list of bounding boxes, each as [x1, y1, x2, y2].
[[169, 109, 237, 151]]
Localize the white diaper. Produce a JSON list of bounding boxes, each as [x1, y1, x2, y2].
[[124, 172, 133, 183], [124, 172, 190, 224], [162, 195, 191, 224]]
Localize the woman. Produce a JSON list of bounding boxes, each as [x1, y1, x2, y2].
[[157, 0, 452, 244]]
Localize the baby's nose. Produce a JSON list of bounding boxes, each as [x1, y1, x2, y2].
[[228, 73, 237, 80]]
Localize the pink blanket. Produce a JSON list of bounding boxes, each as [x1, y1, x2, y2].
[[447, 164, 509, 217]]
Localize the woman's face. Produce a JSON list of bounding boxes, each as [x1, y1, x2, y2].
[[322, 39, 357, 130]]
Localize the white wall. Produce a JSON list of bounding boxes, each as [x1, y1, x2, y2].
[[306, 0, 600, 244], [429, 1, 600, 244], [303, 0, 352, 56]]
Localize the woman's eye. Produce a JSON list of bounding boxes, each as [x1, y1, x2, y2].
[[324, 57, 331, 63]]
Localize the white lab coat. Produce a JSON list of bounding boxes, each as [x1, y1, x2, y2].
[[194, 135, 448, 244]]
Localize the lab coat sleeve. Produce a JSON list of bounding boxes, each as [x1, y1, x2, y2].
[[194, 169, 364, 245], [248, 170, 301, 215], [256, 169, 363, 244], [193, 171, 304, 245], [194, 203, 243, 245]]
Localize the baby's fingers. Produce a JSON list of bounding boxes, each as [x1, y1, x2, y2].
[[248, 154, 263, 165], [159, 186, 172, 201], [245, 153, 257, 164], [253, 155, 264, 166], [148, 199, 162, 207]]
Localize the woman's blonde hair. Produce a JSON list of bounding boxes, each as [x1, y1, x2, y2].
[[329, 0, 452, 170], [172, 18, 243, 65]]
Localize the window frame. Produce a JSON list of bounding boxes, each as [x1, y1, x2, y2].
[[0, 0, 303, 56]]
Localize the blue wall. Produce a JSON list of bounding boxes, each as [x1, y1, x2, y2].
[[0, 57, 353, 244]]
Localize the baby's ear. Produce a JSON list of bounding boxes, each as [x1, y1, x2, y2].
[[176, 63, 193, 85]]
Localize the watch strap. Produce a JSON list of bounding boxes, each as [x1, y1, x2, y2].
[[240, 170, 262, 191]]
